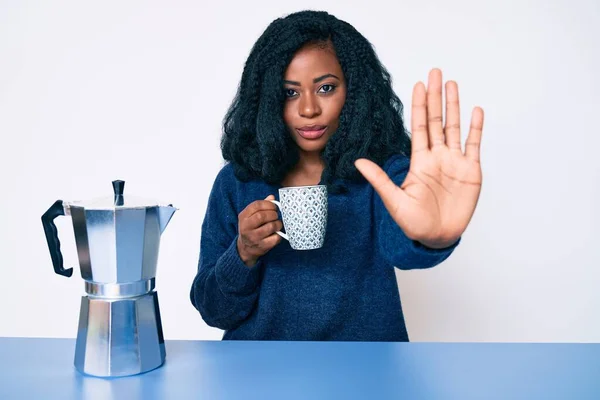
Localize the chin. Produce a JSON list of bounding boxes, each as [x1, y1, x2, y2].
[[292, 133, 332, 154], [296, 141, 327, 153]]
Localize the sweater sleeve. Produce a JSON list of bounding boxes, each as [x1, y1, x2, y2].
[[189, 165, 262, 331], [375, 155, 461, 270]]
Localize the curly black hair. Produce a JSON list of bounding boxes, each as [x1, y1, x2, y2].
[[221, 10, 412, 191]]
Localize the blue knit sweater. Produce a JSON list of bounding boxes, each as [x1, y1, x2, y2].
[[190, 154, 459, 341]]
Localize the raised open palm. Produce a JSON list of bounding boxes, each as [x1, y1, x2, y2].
[[355, 68, 484, 249]]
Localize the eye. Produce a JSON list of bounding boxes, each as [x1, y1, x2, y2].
[[318, 84, 336, 94], [285, 88, 298, 98]]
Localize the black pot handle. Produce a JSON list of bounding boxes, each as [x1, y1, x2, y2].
[[41, 200, 73, 277]]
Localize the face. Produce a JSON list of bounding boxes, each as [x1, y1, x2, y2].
[[283, 42, 346, 155]]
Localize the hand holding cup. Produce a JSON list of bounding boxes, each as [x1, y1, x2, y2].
[[236, 195, 283, 267]]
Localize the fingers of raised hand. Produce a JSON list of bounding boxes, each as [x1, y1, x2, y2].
[[412, 69, 471, 154], [444, 80, 462, 151], [411, 81, 428, 154], [426, 68, 444, 148], [465, 107, 484, 162]]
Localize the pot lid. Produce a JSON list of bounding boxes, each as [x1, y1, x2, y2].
[[68, 180, 173, 210]]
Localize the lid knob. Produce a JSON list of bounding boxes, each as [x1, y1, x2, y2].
[[112, 180, 125, 206]]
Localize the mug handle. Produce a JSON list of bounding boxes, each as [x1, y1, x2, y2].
[[268, 200, 289, 241]]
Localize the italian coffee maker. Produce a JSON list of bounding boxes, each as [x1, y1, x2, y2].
[[41, 180, 176, 378]]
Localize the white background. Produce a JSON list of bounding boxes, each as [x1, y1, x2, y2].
[[1, 0, 598, 342]]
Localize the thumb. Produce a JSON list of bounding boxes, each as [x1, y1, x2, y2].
[[264, 194, 275, 200], [355, 158, 404, 214], [354, 158, 397, 196]]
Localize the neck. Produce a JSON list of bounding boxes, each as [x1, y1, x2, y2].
[[282, 150, 325, 187], [296, 151, 325, 173]]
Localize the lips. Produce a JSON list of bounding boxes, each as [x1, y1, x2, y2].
[[296, 125, 328, 140]]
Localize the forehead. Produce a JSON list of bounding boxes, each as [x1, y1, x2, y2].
[[284, 43, 344, 79]]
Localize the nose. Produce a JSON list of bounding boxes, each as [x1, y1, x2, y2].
[[299, 93, 321, 118]]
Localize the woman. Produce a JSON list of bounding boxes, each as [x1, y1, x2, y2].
[[190, 10, 484, 341]]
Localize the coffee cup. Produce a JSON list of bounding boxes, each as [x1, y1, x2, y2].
[[268, 185, 327, 250]]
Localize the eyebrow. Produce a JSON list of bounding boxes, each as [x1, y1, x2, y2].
[[284, 74, 340, 86]]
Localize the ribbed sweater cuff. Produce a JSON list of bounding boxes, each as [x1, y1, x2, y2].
[[215, 237, 262, 295]]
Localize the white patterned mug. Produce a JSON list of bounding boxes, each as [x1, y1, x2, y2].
[[268, 185, 328, 250]]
